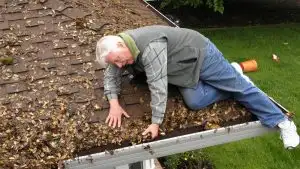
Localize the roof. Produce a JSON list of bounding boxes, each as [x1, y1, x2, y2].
[[0, 0, 251, 168]]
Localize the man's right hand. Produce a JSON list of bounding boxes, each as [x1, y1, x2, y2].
[[105, 99, 130, 128]]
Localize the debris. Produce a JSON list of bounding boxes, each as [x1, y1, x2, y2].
[[94, 104, 101, 110], [239, 59, 258, 72], [0, 57, 14, 65], [75, 18, 86, 29], [286, 112, 294, 118], [272, 54, 280, 62]]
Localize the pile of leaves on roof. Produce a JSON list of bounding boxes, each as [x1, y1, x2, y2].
[[0, 98, 251, 168]]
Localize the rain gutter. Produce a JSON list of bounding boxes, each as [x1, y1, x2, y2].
[[64, 120, 278, 169], [64, 97, 287, 169]]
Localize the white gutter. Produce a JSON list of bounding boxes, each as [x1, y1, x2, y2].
[[63, 96, 288, 169], [64, 121, 277, 169]]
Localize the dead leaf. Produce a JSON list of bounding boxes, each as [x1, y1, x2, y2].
[[272, 54, 280, 62]]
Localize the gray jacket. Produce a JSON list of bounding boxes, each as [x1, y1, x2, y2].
[[126, 25, 208, 88]]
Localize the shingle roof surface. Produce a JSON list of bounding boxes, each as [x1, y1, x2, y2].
[[0, 0, 170, 167], [0, 0, 167, 118]]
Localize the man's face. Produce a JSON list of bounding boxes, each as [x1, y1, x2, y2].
[[106, 48, 134, 68]]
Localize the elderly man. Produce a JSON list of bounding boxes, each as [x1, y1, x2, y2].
[[96, 25, 299, 149]]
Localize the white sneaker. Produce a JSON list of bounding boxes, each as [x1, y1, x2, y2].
[[231, 62, 255, 86], [278, 120, 300, 149]]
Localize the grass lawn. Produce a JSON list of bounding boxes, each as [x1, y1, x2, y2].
[[194, 24, 300, 169]]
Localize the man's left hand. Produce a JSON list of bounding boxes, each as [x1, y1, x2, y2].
[[142, 123, 159, 139]]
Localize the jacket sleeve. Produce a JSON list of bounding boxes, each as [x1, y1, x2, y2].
[[103, 64, 123, 100], [141, 38, 168, 125]]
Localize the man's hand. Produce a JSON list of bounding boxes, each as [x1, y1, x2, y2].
[[142, 123, 160, 139], [105, 99, 130, 128]]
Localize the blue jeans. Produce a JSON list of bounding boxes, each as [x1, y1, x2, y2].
[[179, 40, 287, 128]]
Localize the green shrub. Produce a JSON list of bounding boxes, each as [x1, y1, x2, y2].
[[160, 0, 224, 13], [162, 151, 214, 169]]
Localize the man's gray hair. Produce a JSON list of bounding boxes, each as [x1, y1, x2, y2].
[[95, 35, 123, 68]]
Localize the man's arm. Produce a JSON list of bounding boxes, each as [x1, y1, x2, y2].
[[103, 64, 122, 100], [103, 64, 130, 128], [141, 38, 168, 125]]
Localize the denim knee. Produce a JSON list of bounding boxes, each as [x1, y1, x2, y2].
[[184, 99, 203, 110]]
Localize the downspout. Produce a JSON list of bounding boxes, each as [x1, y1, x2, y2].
[[140, 0, 180, 27]]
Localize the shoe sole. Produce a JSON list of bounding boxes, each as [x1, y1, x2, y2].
[[280, 136, 300, 149], [286, 146, 296, 150]]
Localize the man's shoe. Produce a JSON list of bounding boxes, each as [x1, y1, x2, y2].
[[231, 62, 255, 85], [278, 119, 300, 149]]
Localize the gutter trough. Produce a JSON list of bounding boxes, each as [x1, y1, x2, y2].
[[64, 120, 278, 169], [64, 1, 289, 168]]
